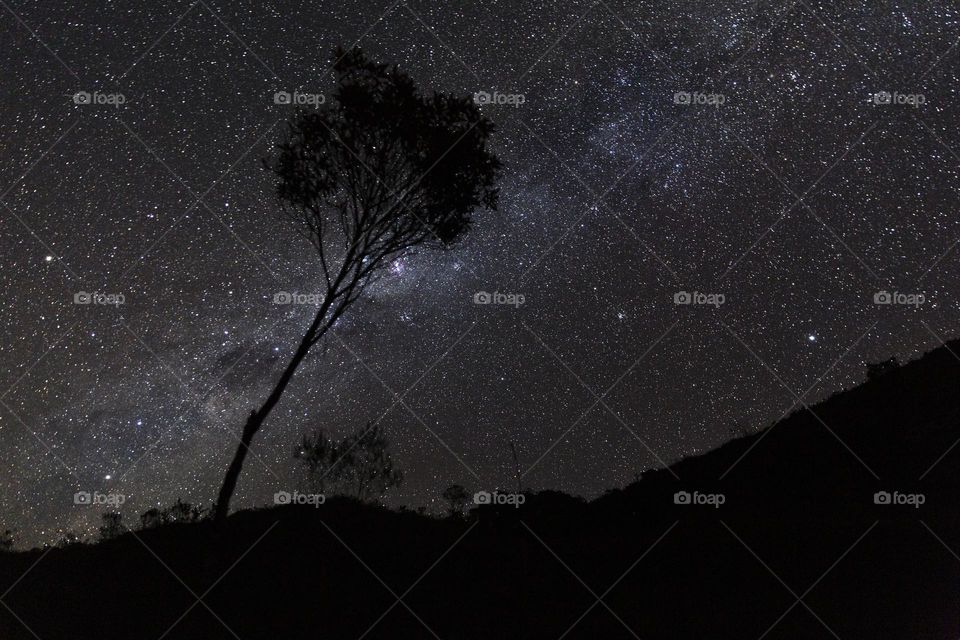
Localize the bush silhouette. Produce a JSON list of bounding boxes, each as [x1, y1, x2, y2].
[[295, 422, 403, 501]]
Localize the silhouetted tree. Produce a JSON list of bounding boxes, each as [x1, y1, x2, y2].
[[214, 46, 501, 521], [98, 512, 126, 541], [140, 508, 161, 530], [56, 531, 83, 547], [0, 529, 14, 552], [296, 423, 403, 501], [442, 484, 470, 517], [294, 429, 336, 494], [867, 357, 900, 381], [141, 499, 207, 530]]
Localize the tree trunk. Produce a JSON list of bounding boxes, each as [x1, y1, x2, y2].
[[213, 299, 333, 523]]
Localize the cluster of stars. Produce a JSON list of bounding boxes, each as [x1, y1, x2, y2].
[[0, 0, 958, 547]]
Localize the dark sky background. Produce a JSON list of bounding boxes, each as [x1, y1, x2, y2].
[[1, 0, 959, 546]]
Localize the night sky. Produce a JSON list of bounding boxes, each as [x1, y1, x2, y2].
[[1, 0, 959, 546]]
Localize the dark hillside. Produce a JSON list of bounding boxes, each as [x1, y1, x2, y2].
[[3, 340, 960, 639]]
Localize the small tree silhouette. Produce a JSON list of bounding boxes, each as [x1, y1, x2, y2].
[[867, 357, 900, 381], [442, 484, 470, 517], [98, 512, 126, 541], [0, 529, 14, 552], [214, 46, 500, 521], [140, 508, 161, 530], [56, 531, 83, 547], [294, 429, 336, 494], [296, 423, 403, 501], [141, 499, 207, 529]]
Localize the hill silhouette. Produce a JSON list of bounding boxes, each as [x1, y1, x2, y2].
[[3, 339, 960, 639]]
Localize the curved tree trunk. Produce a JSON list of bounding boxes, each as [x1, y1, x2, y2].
[[214, 299, 333, 523]]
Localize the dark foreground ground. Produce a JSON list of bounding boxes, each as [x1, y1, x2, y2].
[[3, 340, 960, 639]]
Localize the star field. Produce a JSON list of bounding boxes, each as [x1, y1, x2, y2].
[[1, 0, 959, 546]]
